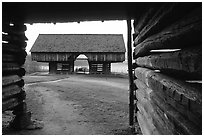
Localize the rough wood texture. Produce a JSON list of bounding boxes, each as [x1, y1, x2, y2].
[[135, 67, 202, 116], [136, 78, 201, 134], [135, 48, 201, 80], [32, 52, 125, 62], [2, 75, 21, 87], [3, 85, 22, 100], [2, 23, 27, 113], [89, 62, 111, 74], [135, 77, 201, 135], [2, 98, 21, 112], [2, 43, 27, 53], [137, 90, 174, 134], [134, 7, 201, 58], [151, 93, 201, 135], [135, 79, 201, 128], [2, 54, 26, 65], [137, 111, 152, 135], [2, 63, 21, 72], [135, 81, 176, 134], [133, 3, 199, 46], [134, 3, 175, 45], [133, 7, 158, 36], [9, 68, 26, 77], [32, 53, 72, 62], [137, 102, 160, 135], [85, 53, 125, 62]]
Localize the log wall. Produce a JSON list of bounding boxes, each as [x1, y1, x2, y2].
[[2, 23, 27, 112], [133, 4, 202, 135]]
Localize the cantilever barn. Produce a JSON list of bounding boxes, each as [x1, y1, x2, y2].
[[30, 34, 126, 74], [3, 2, 202, 135]]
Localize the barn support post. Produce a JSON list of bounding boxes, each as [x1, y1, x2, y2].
[[70, 60, 74, 73], [49, 62, 57, 74], [103, 62, 111, 74], [127, 19, 135, 130]]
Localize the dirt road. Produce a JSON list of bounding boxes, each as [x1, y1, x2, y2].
[[3, 74, 134, 135]]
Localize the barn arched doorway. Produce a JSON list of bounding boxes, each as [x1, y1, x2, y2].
[[74, 54, 89, 74]]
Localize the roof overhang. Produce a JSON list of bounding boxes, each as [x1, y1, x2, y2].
[[2, 2, 161, 23]]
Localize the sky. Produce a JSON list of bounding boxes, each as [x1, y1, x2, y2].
[[25, 20, 128, 55]]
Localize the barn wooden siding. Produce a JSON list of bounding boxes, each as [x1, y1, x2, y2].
[[49, 61, 74, 74], [2, 22, 28, 120], [89, 62, 111, 74], [133, 4, 202, 135], [31, 52, 125, 62]]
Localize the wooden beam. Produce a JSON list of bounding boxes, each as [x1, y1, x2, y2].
[[2, 62, 21, 72], [2, 54, 26, 65], [2, 98, 21, 112], [127, 19, 135, 126], [134, 7, 201, 58], [2, 43, 27, 54], [2, 75, 21, 87], [133, 7, 158, 36], [135, 79, 201, 129], [137, 102, 160, 135], [151, 92, 201, 135], [134, 67, 202, 117], [135, 48, 202, 80], [133, 3, 198, 46], [137, 111, 152, 135], [3, 85, 22, 100], [134, 4, 175, 45]]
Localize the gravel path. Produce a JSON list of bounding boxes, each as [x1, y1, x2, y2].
[[3, 74, 136, 135]]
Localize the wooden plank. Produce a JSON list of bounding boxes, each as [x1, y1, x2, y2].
[[137, 111, 152, 135], [2, 85, 22, 100], [137, 102, 160, 135], [84, 53, 125, 62], [32, 53, 73, 62], [2, 54, 26, 65], [134, 7, 201, 58], [2, 63, 21, 72], [2, 43, 27, 54], [3, 67, 26, 77], [134, 3, 176, 45], [136, 88, 175, 134], [2, 98, 21, 112], [133, 7, 158, 36], [2, 54, 16, 62], [2, 75, 21, 87], [134, 3, 199, 46], [136, 79, 201, 128], [32, 52, 125, 62], [160, 91, 202, 128], [135, 67, 202, 116], [135, 48, 202, 80], [134, 79, 152, 99], [151, 93, 201, 135]]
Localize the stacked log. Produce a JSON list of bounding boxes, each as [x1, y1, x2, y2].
[[133, 3, 201, 135], [2, 23, 27, 112]]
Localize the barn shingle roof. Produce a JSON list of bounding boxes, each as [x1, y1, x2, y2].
[[30, 34, 126, 53]]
